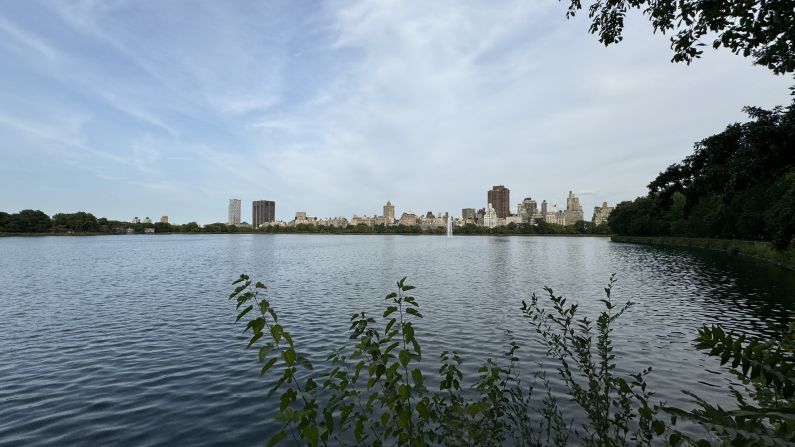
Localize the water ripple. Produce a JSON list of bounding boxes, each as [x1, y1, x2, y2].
[[0, 235, 792, 446]]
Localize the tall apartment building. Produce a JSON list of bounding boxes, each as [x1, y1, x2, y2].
[[160, 216, 169, 224], [517, 197, 537, 222], [487, 185, 510, 219], [462, 208, 476, 220], [564, 191, 584, 224], [252, 200, 276, 228], [592, 202, 614, 225], [228, 198, 241, 226], [383, 200, 395, 224]]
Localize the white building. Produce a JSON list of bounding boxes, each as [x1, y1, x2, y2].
[[483, 203, 498, 228]]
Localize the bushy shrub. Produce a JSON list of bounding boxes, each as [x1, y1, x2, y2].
[[228, 274, 668, 446]]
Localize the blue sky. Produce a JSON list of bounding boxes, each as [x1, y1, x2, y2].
[[0, 1, 791, 224]]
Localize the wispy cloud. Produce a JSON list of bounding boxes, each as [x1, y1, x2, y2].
[[0, 1, 790, 223], [0, 16, 58, 60]]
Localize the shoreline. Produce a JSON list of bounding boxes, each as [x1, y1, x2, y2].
[[0, 232, 611, 238], [611, 235, 795, 272]]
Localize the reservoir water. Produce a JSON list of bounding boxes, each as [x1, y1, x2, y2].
[[1, 234, 793, 446]]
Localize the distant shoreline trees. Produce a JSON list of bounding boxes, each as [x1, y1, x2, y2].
[[0, 210, 608, 237]]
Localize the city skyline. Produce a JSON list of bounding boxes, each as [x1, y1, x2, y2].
[[0, 2, 790, 224], [223, 186, 605, 229]]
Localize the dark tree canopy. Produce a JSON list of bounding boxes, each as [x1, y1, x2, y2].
[[564, 0, 795, 74], [609, 99, 795, 248]]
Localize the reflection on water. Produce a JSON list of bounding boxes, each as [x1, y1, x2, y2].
[[0, 235, 792, 446]]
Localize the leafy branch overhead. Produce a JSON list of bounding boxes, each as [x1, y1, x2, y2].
[[564, 0, 795, 74]]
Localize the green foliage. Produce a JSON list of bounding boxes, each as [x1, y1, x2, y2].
[[52, 211, 100, 233], [610, 101, 795, 249], [229, 274, 669, 446], [665, 324, 795, 445], [521, 274, 661, 446], [0, 209, 52, 233], [563, 0, 795, 73], [256, 221, 605, 236]]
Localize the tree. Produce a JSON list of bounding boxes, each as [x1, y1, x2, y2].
[[183, 221, 201, 233], [564, 0, 795, 74], [52, 212, 100, 233], [5, 209, 52, 233], [0, 212, 9, 232]]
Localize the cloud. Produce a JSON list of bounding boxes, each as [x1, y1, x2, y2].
[[0, 0, 791, 223], [0, 16, 58, 60]]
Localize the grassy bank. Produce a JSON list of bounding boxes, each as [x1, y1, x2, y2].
[[611, 235, 795, 271]]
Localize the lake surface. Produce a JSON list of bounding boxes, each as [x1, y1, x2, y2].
[[1, 234, 793, 446]]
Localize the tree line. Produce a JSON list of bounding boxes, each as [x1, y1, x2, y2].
[[0, 210, 608, 237], [608, 99, 795, 249], [250, 221, 608, 236], [0, 210, 208, 235]]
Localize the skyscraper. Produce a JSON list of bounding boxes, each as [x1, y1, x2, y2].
[[517, 197, 537, 217], [564, 191, 584, 224], [487, 185, 510, 219], [383, 200, 395, 224], [228, 198, 241, 226], [462, 208, 476, 220], [252, 200, 275, 228]]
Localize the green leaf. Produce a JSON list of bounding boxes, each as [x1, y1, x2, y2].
[[236, 305, 253, 322], [304, 425, 319, 447], [271, 324, 283, 343], [385, 318, 397, 335], [297, 355, 314, 371], [283, 348, 296, 366], [384, 341, 400, 356], [260, 357, 278, 376], [247, 331, 263, 348], [411, 368, 423, 387], [411, 339, 422, 358], [398, 383, 410, 400], [232, 275, 248, 285], [255, 281, 267, 289], [324, 411, 334, 433], [266, 431, 287, 447], [400, 349, 410, 368], [258, 343, 275, 362], [653, 419, 665, 435]]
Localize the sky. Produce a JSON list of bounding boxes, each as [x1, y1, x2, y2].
[[0, 1, 791, 224]]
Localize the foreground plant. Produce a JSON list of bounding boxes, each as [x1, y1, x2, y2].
[[228, 274, 676, 446], [664, 323, 795, 446]]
